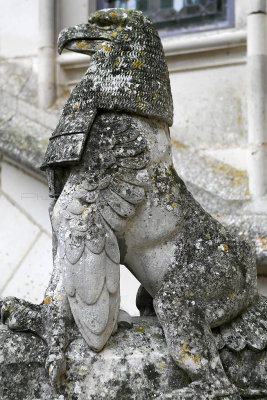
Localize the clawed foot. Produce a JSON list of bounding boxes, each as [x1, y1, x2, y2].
[[1, 297, 43, 333], [1, 296, 76, 385], [45, 348, 66, 384], [1, 297, 134, 386]]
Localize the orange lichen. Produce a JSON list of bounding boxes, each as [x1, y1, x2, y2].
[[208, 160, 248, 190], [136, 325, 147, 333], [259, 237, 267, 245], [171, 139, 189, 149], [78, 41, 88, 50], [179, 343, 201, 365], [134, 60, 143, 68], [159, 362, 168, 371], [44, 296, 51, 306], [82, 206, 91, 215]]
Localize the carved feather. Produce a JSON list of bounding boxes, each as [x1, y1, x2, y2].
[[101, 188, 136, 217], [60, 112, 149, 351], [111, 178, 145, 204]]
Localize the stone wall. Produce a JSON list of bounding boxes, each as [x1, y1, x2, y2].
[[0, 0, 251, 172]]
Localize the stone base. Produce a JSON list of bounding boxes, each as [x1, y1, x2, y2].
[[0, 317, 267, 400]]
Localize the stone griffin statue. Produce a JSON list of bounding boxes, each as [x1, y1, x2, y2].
[[1, 8, 267, 400]]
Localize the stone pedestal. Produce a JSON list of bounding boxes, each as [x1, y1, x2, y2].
[[1, 317, 267, 400]]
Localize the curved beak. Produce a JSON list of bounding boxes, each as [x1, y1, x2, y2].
[[57, 23, 110, 55]]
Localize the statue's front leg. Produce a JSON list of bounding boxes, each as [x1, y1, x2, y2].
[[0, 199, 77, 384], [1, 268, 76, 384]]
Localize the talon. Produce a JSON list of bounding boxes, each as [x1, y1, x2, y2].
[[1, 297, 17, 324], [46, 350, 66, 384], [8, 308, 27, 330]]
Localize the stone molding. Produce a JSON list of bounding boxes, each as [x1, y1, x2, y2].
[[57, 29, 247, 89]]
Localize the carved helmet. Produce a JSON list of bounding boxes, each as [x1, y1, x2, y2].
[[58, 8, 173, 126]]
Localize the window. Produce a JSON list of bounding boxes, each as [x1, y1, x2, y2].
[[96, 0, 235, 36]]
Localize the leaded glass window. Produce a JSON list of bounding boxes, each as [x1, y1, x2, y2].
[[96, 0, 235, 36]]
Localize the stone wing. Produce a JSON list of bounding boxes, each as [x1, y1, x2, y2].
[[55, 112, 150, 351]]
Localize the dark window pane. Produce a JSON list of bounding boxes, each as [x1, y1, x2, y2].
[[96, 0, 234, 35], [160, 0, 173, 9], [184, 0, 198, 5], [137, 0, 149, 11], [97, 0, 115, 8]]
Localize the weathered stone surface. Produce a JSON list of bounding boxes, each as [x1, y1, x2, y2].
[[0, 317, 187, 400], [1, 8, 267, 400], [1, 317, 267, 400], [0, 113, 50, 176], [172, 144, 267, 267], [0, 59, 266, 267]]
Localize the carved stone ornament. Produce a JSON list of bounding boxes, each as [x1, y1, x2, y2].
[[1, 8, 267, 400]]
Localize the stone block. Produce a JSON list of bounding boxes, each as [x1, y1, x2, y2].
[[0, 195, 39, 294], [2, 233, 53, 304], [1, 161, 51, 233]]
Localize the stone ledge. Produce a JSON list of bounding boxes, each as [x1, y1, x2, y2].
[[1, 317, 267, 400], [0, 317, 187, 400], [0, 113, 51, 177]]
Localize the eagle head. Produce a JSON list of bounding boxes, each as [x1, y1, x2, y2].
[[57, 8, 173, 126]]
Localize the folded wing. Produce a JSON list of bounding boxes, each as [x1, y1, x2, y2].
[[56, 112, 150, 351]]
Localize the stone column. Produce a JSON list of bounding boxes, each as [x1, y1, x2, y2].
[[247, 0, 267, 198], [38, 0, 56, 109]]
